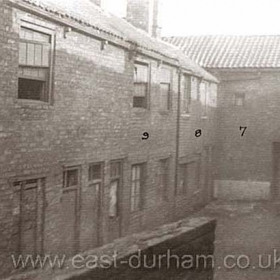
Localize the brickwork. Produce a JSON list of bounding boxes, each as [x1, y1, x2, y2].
[[210, 69, 280, 199], [0, 2, 218, 276]]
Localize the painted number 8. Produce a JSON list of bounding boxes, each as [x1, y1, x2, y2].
[[195, 129, 202, 138]]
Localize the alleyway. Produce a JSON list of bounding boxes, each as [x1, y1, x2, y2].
[[197, 201, 280, 280]]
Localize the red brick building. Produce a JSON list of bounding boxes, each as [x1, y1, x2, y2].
[[164, 35, 280, 200], [0, 0, 218, 276]]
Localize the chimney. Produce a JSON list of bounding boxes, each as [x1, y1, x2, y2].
[[126, 0, 162, 37]]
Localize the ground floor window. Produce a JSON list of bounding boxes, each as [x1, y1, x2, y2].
[[131, 163, 146, 211]]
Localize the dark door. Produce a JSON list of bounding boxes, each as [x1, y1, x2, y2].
[[61, 167, 80, 256], [272, 143, 280, 199], [14, 178, 45, 256]]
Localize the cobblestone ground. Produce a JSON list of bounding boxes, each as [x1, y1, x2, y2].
[[196, 200, 280, 280]]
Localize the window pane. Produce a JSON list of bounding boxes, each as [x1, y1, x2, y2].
[[18, 78, 45, 101], [111, 162, 121, 178], [33, 31, 50, 43], [133, 96, 146, 108], [19, 42, 27, 65], [161, 67, 171, 83], [134, 83, 147, 97], [160, 83, 170, 110], [64, 169, 78, 188], [109, 180, 118, 217], [20, 27, 50, 43], [134, 63, 148, 83], [89, 164, 102, 181], [42, 45, 50, 67], [34, 44, 42, 66], [20, 28, 34, 40], [27, 43, 35, 65], [19, 67, 47, 80]]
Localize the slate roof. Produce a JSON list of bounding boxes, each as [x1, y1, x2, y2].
[[10, 0, 218, 82], [163, 35, 280, 68]]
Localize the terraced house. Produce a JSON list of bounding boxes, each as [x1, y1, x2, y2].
[[0, 0, 218, 276], [165, 35, 280, 201]]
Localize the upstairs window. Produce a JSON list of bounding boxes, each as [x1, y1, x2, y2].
[[181, 74, 191, 114], [18, 26, 53, 102], [63, 167, 80, 189], [133, 62, 149, 108], [234, 93, 245, 106], [88, 163, 103, 186], [159, 67, 172, 111], [200, 81, 207, 116]]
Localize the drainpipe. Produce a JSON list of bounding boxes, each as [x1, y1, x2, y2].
[[173, 65, 182, 221]]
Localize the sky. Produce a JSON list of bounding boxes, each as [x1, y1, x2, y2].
[[101, 0, 280, 36]]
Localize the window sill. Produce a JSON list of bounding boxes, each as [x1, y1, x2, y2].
[[15, 99, 53, 110], [181, 113, 191, 119]]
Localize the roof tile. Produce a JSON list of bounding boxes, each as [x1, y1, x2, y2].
[[163, 35, 280, 68]]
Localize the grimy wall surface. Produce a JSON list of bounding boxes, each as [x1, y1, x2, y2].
[[211, 69, 280, 200], [0, 0, 217, 276]]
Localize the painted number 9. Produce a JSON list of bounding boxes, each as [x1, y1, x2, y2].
[[142, 132, 149, 140]]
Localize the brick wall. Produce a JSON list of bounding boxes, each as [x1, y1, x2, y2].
[[210, 69, 280, 199], [0, 2, 217, 276]]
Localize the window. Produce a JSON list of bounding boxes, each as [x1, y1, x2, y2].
[[133, 62, 149, 108], [234, 93, 245, 106], [159, 158, 169, 201], [18, 26, 53, 102], [131, 164, 146, 211], [88, 163, 103, 188], [159, 67, 172, 111], [209, 83, 218, 107], [63, 167, 79, 189], [109, 161, 122, 217], [200, 81, 207, 116], [181, 74, 191, 114]]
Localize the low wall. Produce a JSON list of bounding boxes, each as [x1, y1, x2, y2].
[[214, 180, 270, 200], [6, 217, 216, 280]]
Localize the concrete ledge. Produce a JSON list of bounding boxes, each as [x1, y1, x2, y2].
[[6, 217, 216, 280], [214, 180, 270, 201]]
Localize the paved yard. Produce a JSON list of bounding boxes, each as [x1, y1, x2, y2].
[[197, 201, 280, 280]]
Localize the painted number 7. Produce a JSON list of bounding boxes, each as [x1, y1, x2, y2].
[[240, 126, 247, 137]]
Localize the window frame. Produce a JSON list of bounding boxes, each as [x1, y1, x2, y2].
[[63, 166, 81, 192], [181, 74, 191, 115], [159, 66, 172, 111], [88, 162, 104, 187], [18, 21, 55, 103], [130, 163, 146, 212], [133, 61, 150, 109]]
